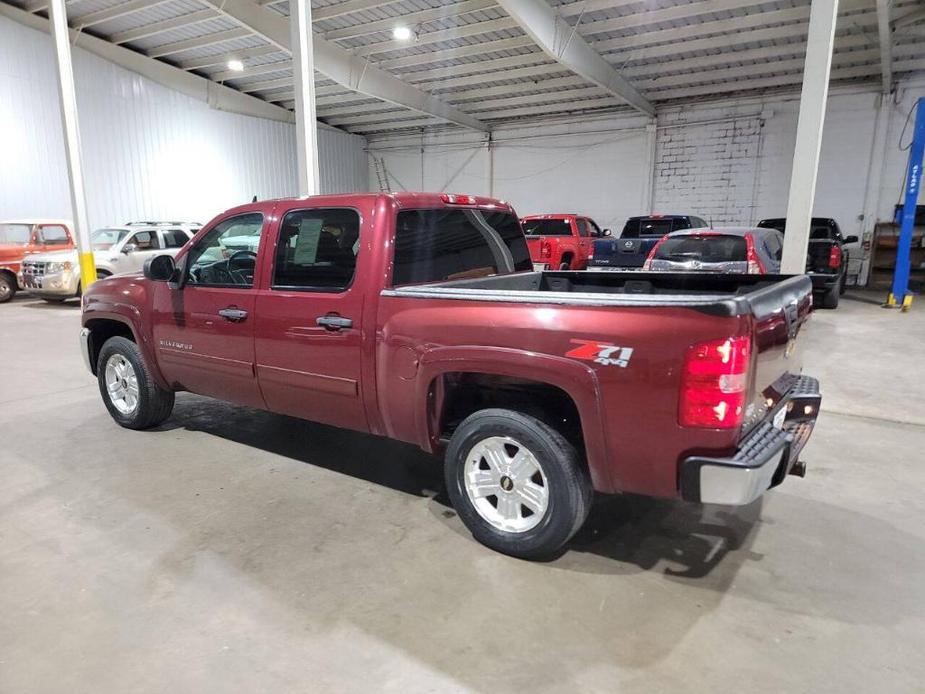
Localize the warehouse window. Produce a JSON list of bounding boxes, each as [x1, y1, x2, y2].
[[272, 208, 360, 291], [392, 208, 531, 286]]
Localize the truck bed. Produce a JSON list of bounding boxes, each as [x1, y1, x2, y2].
[[384, 270, 812, 317]]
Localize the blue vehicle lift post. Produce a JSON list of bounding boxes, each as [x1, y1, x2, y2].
[[887, 97, 925, 311]]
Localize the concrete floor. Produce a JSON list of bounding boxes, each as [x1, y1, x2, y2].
[[1, 291, 923, 693]]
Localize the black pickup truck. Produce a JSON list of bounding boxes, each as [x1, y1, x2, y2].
[[756, 218, 858, 309]]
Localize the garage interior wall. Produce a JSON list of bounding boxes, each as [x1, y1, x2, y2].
[[369, 81, 923, 240], [0, 14, 368, 229]]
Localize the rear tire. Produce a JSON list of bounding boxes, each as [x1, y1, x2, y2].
[[820, 284, 840, 309], [42, 297, 68, 304], [0, 274, 16, 303], [445, 408, 592, 559], [97, 336, 174, 429]]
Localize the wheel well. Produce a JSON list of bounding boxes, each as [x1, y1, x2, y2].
[[95, 269, 111, 278], [0, 268, 16, 283], [85, 319, 134, 374], [434, 373, 585, 453], [560, 253, 573, 264]]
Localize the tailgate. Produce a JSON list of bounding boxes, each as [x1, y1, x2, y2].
[[806, 239, 837, 273], [741, 275, 814, 434], [590, 237, 658, 268]]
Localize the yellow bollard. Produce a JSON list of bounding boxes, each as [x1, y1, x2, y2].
[[78, 251, 97, 288]]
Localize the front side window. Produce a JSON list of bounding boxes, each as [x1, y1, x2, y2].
[[273, 208, 361, 291], [40, 225, 69, 244], [577, 220, 590, 237], [393, 208, 531, 286], [186, 213, 264, 287], [125, 230, 160, 251], [0, 224, 32, 245]]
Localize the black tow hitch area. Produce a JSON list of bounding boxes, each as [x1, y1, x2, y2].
[[789, 460, 807, 478]]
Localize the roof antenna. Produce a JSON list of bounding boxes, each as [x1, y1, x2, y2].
[[709, 215, 713, 229], [252, 195, 258, 203]]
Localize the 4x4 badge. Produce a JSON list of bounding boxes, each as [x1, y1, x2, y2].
[[566, 339, 634, 368]]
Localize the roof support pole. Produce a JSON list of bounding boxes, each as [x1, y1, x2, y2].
[[291, 0, 320, 196], [858, 93, 891, 286], [781, 0, 839, 274], [48, 0, 96, 288]]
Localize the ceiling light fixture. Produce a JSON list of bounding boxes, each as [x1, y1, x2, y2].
[[226, 59, 245, 72], [392, 25, 413, 41]]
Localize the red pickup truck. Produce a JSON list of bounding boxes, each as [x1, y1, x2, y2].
[[522, 214, 609, 270], [80, 193, 820, 559], [0, 219, 75, 302]]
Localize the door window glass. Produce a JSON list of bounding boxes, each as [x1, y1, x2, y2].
[[272, 209, 361, 291], [576, 220, 590, 237], [40, 225, 69, 244], [162, 229, 190, 248], [126, 230, 160, 251], [186, 213, 264, 287]]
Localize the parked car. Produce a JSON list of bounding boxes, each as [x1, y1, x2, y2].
[[588, 214, 709, 270], [522, 214, 609, 270], [0, 219, 74, 303], [643, 227, 784, 274], [21, 222, 198, 302], [80, 192, 820, 559], [755, 217, 857, 309]]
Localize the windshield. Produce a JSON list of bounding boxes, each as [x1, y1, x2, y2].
[[0, 224, 32, 245], [522, 219, 572, 236], [654, 235, 747, 262], [622, 218, 677, 238], [91, 228, 130, 250]]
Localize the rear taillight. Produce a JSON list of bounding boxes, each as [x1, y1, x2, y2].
[[679, 336, 752, 429], [643, 236, 668, 271], [540, 241, 552, 259], [587, 245, 594, 260], [746, 236, 765, 274], [828, 244, 842, 269]]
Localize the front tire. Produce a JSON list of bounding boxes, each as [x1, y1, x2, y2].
[[820, 283, 840, 309], [97, 336, 174, 429], [445, 408, 592, 559]]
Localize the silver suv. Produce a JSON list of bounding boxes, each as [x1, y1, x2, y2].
[[21, 222, 199, 302]]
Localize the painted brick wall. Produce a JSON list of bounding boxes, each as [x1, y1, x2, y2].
[[653, 111, 763, 224]]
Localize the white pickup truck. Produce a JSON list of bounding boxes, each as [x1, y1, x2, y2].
[[21, 222, 199, 302]]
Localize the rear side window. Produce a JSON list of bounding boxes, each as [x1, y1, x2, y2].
[[622, 218, 675, 238], [162, 229, 190, 248], [654, 235, 747, 262], [126, 230, 160, 250], [576, 220, 590, 237], [273, 208, 360, 291], [522, 218, 571, 236], [393, 209, 531, 286], [40, 225, 69, 244]]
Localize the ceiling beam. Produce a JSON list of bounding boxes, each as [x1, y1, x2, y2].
[[323, 0, 496, 41], [109, 9, 217, 45], [893, 6, 925, 27], [179, 45, 282, 71], [314, 0, 403, 21], [875, 0, 893, 92], [147, 28, 252, 58], [198, 0, 488, 131], [0, 2, 293, 124]]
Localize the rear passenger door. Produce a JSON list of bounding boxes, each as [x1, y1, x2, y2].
[[575, 219, 592, 266], [115, 229, 163, 275], [254, 205, 369, 432]]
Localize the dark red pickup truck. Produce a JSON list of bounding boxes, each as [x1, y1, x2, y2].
[[80, 192, 821, 559]]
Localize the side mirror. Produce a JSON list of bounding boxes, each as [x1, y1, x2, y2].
[[121, 243, 138, 254], [843, 235, 859, 245], [143, 254, 176, 282], [602, 229, 612, 237]]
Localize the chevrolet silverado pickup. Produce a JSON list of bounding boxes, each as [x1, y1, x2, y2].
[[522, 214, 610, 270], [80, 192, 821, 559]]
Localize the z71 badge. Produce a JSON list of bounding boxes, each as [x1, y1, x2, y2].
[[565, 339, 634, 368]]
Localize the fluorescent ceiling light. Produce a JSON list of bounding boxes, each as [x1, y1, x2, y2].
[[392, 26, 413, 41], [226, 59, 245, 72]]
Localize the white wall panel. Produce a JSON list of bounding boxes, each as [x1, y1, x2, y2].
[[0, 14, 367, 229]]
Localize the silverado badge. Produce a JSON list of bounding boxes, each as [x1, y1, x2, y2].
[[566, 339, 634, 368]]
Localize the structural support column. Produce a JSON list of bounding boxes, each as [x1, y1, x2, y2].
[[642, 119, 658, 214], [48, 0, 96, 288], [781, 0, 839, 274], [858, 93, 891, 286], [290, 0, 320, 196]]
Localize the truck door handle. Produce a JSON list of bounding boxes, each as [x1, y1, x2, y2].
[[218, 307, 248, 322], [316, 314, 353, 330]]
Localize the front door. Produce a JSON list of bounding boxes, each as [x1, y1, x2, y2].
[[254, 205, 368, 432], [151, 211, 267, 408]]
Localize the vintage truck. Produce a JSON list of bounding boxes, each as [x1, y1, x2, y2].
[[0, 219, 74, 302], [80, 192, 821, 559]]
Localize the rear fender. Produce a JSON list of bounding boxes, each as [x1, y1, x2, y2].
[[415, 346, 615, 492]]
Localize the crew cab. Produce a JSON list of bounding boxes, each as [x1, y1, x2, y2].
[[643, 227, 784, 274], [589, 214, 708, 271], [21, 222, 199, 302], [756, 217, 857, 309], [0, 219, 74, 303], [80, 193, 821, 559], [522, 214, 609, 270]]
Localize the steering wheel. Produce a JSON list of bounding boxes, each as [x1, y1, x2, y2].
[[227, 250, 257, 284]]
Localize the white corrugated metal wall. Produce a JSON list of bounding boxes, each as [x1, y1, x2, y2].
[[0, 14, 367, 229]]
